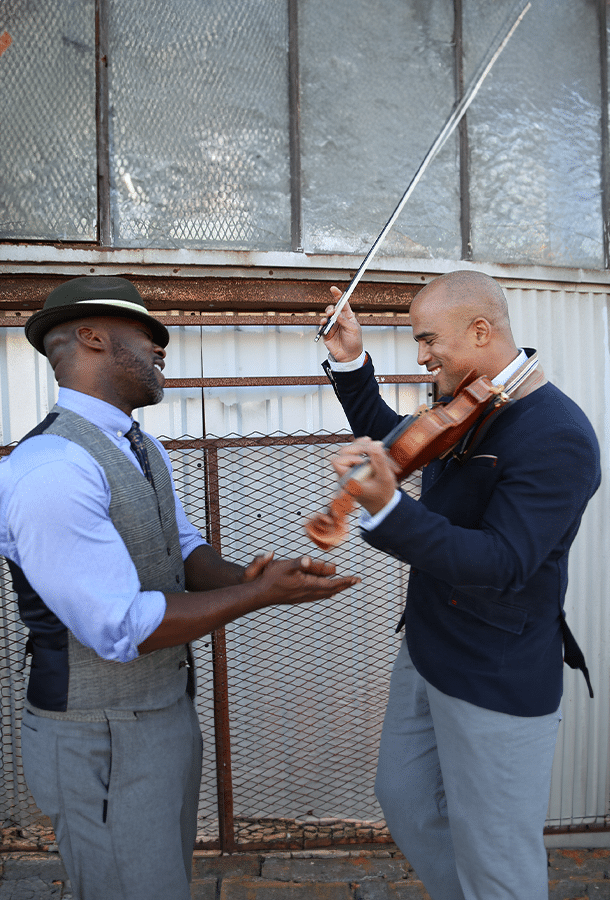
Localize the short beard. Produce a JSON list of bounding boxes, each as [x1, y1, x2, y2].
[[109, 336, 164, 408]]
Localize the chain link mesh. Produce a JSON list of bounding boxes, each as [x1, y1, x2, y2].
[[0, 0, 97, 241], [109, 0, 291, 249], [0, 434, 418, 850]]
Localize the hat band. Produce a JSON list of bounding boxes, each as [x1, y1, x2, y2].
[[75, 298, 153, 316]]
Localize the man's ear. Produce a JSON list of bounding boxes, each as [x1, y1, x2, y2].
[[472, 317, 492, 347], [74, 323, 107, 352]]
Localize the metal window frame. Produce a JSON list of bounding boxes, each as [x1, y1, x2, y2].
[[75, 0, 609, 266]]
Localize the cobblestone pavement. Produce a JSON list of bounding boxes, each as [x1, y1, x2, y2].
[[1, 845, 610, 899]]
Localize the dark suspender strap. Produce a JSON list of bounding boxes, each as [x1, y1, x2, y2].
[[17, 411, 60, 444], [450, 399, 514, 465], [560, 613, 594, 699]]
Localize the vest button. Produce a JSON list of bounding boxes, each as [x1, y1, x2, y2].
[[176, 574, 180, 583], [167, 547, 171, 556]]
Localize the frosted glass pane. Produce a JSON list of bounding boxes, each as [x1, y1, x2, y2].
[[300, 0, 460, 260], [468, 0, 603, 268], [109, 0, 291, 250], [0, 0, 97, 241]]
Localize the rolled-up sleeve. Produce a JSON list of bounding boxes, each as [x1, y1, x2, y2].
[[6, 437, 168, 662]]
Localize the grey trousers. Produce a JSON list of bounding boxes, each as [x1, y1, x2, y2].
[[21, 693, 203, 900], [375, 640, 560, 900]]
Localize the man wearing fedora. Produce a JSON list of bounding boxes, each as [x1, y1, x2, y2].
[[0, 275, 359, 900]]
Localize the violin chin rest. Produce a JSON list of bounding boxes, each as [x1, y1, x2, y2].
[[452, 369, 478, 397]]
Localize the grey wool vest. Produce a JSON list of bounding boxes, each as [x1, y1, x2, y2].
[[19, 405, 190, 720]]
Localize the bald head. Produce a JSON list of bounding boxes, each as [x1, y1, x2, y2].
[[412, 270, 512, 335], [409, 271, 518, 396]]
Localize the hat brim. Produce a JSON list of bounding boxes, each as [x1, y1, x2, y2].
[[25, 303, 170, 356]]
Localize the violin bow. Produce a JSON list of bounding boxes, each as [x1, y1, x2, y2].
[[315, 0, 531, 342]]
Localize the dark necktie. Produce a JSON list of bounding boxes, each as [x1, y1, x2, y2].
[[125, 421, 155, 487]]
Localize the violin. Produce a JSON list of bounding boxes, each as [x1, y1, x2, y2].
[[305, 372, 507, 551]]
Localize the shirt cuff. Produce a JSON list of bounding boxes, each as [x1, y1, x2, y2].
[[181, 533, 208, 561], [327, 350, 367, 372], [360, 490, 402, 531], [114, 590, 167, 662]]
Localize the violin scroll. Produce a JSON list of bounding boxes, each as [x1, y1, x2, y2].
[[303, 491, 357, 552]]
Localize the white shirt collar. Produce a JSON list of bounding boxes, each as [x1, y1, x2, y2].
[[491, 349, 527, 387]]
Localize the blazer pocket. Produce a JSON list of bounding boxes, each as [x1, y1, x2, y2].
[[467, 454, 498, 468], [448, 589, 528, 635]]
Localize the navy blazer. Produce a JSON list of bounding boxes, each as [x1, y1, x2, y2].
[[327, 354, 601, 716]]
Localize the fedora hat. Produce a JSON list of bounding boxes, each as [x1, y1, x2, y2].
[[25, 276, 170, 356]]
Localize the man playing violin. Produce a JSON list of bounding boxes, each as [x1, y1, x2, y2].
[[319, 269, 600, 900]]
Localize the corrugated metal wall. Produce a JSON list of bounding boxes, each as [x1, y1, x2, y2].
[[504, 284, 610, 827], [0, 277, 608, 830]]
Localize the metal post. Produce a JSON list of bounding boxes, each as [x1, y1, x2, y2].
[[598, 0, 610, 269], [288, 0, 303, 252], [95, 0, 112, 246], [454, 0, 473, 260], [205, 446, 236, 853]]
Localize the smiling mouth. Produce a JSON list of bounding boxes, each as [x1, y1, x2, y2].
[[428, 366, 441, 377], [153, 361, 166, 386]]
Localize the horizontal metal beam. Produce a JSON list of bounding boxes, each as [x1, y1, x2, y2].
[[164, 375, 428, 390], [2, 244, 610, 290], [0, 313, 413, 329], [0, 411, 431, 457], [0, 274, 418, 313]]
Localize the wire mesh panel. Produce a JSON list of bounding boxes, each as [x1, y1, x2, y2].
[[0, 0, 97, 241], [0, 555, 53, 848], [0, 433, 417, 851], [191, 434, 419, 849], [467, 0, 604, 268], [299, 0, 459, 259], [108, 0, 291, 249]]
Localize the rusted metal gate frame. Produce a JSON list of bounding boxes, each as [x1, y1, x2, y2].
[[161, 373, 429, 853]]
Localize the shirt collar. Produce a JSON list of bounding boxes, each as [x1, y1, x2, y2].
[[491, 348, 528, 387], [57, 387, 135, 439]]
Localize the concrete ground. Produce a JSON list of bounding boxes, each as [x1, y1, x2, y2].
[[1, 844, 610, 899]]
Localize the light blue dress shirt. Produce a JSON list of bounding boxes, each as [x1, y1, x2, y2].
[[0, 388, 206, 663]]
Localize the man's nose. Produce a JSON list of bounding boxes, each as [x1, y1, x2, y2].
[[417, 344, 429, 366]]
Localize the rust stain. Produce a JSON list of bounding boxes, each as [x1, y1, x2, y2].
[[350, 857, 375, 870], [0, 32, 12, 57], [556, 846, 610, 866], [558, 848, 586, 866], [0, 273, 417, 314]]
